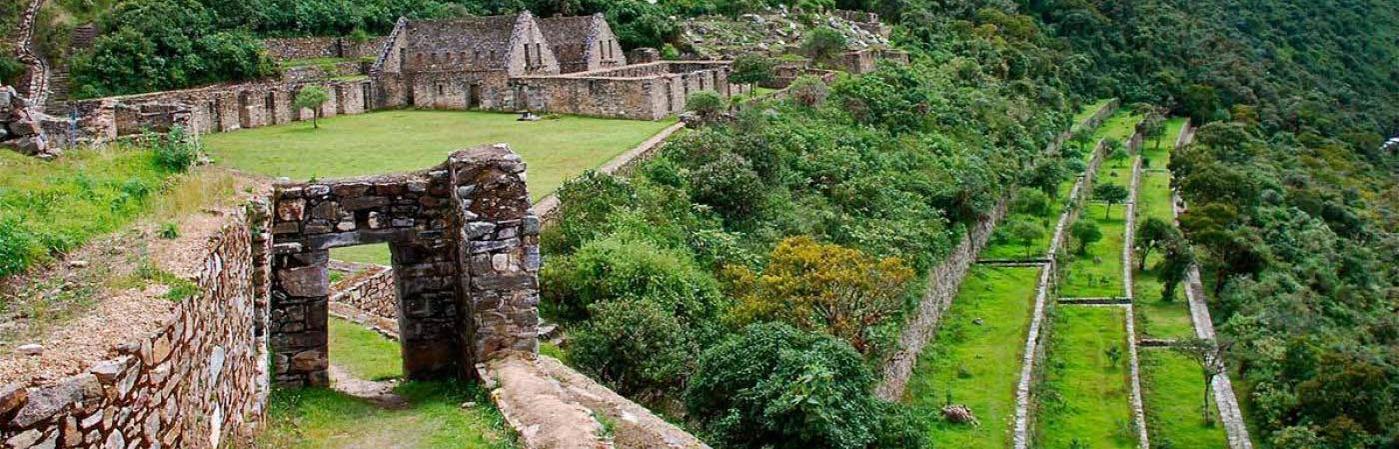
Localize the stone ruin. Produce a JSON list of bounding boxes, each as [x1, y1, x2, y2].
[[268, 144, 540, 385], [0, 85, 59, 159]]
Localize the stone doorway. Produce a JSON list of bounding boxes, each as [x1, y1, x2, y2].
[[267, 145, 541, 387]]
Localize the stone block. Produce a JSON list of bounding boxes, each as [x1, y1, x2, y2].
[[290, 350, 327, 372], [277, 266, 329, 297], [0, 383, 27, 418], [7, 118, 40, 137], [341, 196, 389, 210], [275, 198, 306, 222]]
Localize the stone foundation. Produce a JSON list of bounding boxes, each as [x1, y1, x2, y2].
[[0, 203, 273, 449]]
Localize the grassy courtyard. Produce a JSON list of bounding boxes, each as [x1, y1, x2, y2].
[[205, 109, 676, 203], [904, 266, 1041, 449], [254, 317, 516, 449], [1036, 306, 1136, 449], [1141, 349, 1229, 449]]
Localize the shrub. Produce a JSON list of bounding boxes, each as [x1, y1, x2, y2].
[[153, 126, 200, 172], [729, 53, 776, 85], [687, 151, 765, 220], [0, 54, 23, 85], [540, 171, 637, 253], [294, 86, 330, 128], [158, 222, 180, 239], [686, 90, 725, 117], [569, 298, 697, 399], [801, 26, 848, 65], [1071, 220, 1103, 255], [0, 217, 39, 277], [686, 323, 914, 449], [1012, 187, 1052, 217], [788, 74, 829, 108], [541, 234, 722, 324]]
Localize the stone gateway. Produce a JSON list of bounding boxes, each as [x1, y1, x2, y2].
[[268, 144, 540, 386]]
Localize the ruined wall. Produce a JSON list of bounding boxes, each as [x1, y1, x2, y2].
[[53, 78, 373, 146], [327, 266, 399, 336], [511, 61, 734, 120], [0, 204, 273, 449]]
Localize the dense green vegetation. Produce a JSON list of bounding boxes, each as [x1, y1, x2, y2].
[[0, 134, 204, 277], [904, 266, 1039, 449]]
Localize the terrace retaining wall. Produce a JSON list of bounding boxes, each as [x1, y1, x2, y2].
[[0, 203, 273, 449]]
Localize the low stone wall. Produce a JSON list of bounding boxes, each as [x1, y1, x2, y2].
[[875, 198, 1009, 400], [283, 62, 366, 82], [0, 203, 273, 449], [327, 265, 399, 337]]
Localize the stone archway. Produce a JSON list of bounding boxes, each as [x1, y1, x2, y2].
[[267, 144, 541, 387]]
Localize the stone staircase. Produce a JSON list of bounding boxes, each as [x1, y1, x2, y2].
[[43, 23, 95, 112]]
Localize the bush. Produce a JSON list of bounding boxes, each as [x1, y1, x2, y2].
[[685, 323, 914, 449], [152, 126, 200, 172], [788, 74, 829, 107], [686, 90, 725, 117], [1012, 187, 1052, 217], [541, 234, 722, 324], [729, 53, 776, 85], [540, 171, 637, 254], [0, 216, 40, 277], [0, 54, 23, 85], [687, 151, 765, 220], [569, 298, 697, 399], [801, 26, 848, 65]]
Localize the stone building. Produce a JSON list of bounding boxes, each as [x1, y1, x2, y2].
[[538, 13, 626, 73], [372, 12, 561, 110]]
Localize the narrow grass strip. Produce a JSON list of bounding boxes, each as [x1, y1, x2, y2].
[[1036, 306, 1136, 449], [1141, 349, 1230, 449], [905, 266, 1042, 449]]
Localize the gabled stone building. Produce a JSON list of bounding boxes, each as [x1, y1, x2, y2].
[[538, 13, 626, 73], [372, 11, 560, 110]]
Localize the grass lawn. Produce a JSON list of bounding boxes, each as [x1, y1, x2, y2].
[[257, 382, 515, 449], [905, 266, 1041, 449], [1072, 99, 1114, 133], [254, 317, 516, 449], [1141, 349, 1229, 449], [1037, 306, 1135, 449], [205, 109, 675, 203], [982, 212, 1057, 260], [330, 316, 403, 380], [1060, 203, 1127, 298]]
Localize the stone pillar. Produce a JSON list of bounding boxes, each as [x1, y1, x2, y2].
[[449, 145, 540, 362], [390, 239, 466, 380], [270, 249, 331, 387]]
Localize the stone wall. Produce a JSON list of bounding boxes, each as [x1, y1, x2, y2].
[[327, 265, 399, 336], [52, 78, 373, 146], [0, 203, 273, 449], [269, 145, 540, 386], [834, 48, 908, 75], [0, 85, 57, 158]]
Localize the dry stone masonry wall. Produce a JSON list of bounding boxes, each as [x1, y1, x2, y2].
[[0, 203, 273, 449]]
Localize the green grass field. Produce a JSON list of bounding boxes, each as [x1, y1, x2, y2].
[[329, 317, 403, 381], [1141, 349, 1229, 449], [1133, 170, 1194, 338], [1140, 118, 1187, 169], [1071, 99, 1115, 133], [1036, 306, 1136, 449], [205, 110, 675, 202], [254, 317, 516, 449], [905, 266, 1041, 449], [1060, 203, 1127, 298]]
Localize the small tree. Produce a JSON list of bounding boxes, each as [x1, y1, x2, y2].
[[1134, 217, 1180, 270], [1157, 238, 1196, 302], [686, 90, 725, 118], [1004, 218, 1045, 258], [801, 26, 847, 66], [1141, 112, 1167, 149], [294, 86, 330, 128], [729, 53, 775, 86], [788, 74, 829, 108], [1172, 337, 1231, 424], [1094, 184, 1129, 219], [1071, 220, 1102, 255]]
